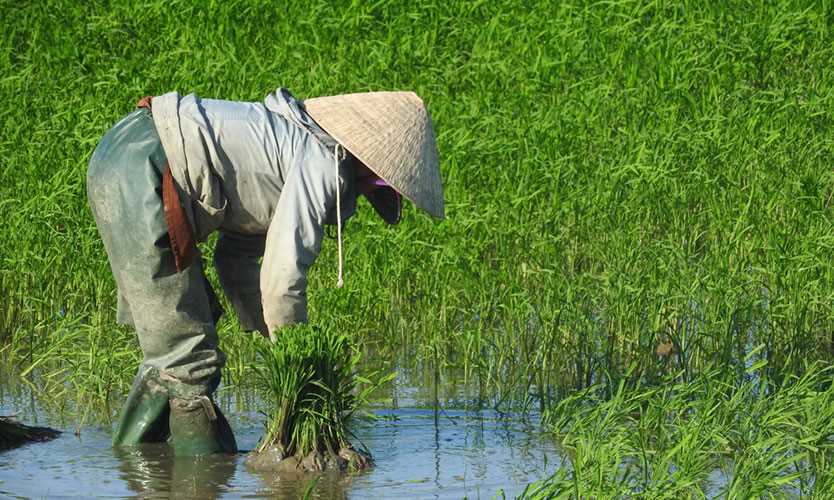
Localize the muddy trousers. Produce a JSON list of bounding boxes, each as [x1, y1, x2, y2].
[[86, 109, 235, 454]]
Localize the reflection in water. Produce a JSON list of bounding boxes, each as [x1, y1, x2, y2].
[[1, 365, 561, 500], [114, 444, 237, 498], [0, 406, 559, 499], [433, 356, 442, 493], [247, 465, 353, 500], [434, 406, 441, 493]]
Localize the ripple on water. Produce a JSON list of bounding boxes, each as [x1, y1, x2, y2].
[[0, 400, 561, 499]]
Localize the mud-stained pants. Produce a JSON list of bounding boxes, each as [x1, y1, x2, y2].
[[86, 109, 227, 445]]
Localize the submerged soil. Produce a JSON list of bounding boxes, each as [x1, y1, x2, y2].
[[245, 443, 373, 474], [0, 417, 60, 451]]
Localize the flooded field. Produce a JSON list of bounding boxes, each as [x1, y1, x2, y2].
[[0, 374, 559, 498], [4, 0, 834, 496]]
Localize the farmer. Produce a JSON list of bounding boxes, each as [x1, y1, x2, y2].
[[86, 88, 444, 455]]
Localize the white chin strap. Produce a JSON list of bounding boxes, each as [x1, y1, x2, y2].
[[335, 144, 344, 288]]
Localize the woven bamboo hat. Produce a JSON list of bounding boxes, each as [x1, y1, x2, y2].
[[304, 91, 445, 219]]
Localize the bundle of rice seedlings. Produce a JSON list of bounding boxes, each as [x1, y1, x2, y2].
[[246, 325, 387, 473], [0, 416, 60, 451]]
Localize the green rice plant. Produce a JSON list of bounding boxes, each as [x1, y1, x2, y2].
[[522, 360, 834, 497], [0, 5, 834, 494], [1, 312, 139, 428], [252, 324, 390, 460]]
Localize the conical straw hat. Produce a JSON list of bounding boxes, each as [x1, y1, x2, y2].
[[304, 91, 445, 219]]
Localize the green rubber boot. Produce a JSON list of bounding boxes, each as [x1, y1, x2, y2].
[[112, 365, 170, 446], [168, 396, 237, 456]]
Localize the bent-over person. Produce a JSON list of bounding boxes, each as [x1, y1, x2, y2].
[[86, 87, 444, 455]]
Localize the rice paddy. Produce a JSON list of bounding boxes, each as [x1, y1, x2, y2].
[[2, 0, 834, 497]]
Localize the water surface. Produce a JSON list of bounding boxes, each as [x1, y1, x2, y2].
[[0, 385, 560, 498]]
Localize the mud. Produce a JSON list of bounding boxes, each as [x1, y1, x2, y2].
[[0, 416, 60, 451], [245, 443, 373, 474]]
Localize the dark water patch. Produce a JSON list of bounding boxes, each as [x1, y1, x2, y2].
[[0, 417, 60, 451]]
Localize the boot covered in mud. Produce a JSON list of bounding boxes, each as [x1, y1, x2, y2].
[[168, 395, 237, 456], [112, 365, 171, 446]]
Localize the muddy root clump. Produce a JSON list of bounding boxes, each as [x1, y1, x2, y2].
[[250, 326, 390, 475], [245, 443, 373, 473]]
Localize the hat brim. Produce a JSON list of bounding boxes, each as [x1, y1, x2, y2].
[[303, 91, 445, 219]]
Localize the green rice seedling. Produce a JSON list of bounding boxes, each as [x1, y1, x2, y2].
[[247, 324, 391, 473], [522, 361, 834, 497]]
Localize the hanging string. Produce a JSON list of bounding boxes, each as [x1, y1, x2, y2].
[[335, 143, 344, 288]]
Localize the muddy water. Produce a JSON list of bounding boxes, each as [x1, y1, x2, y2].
[[0, 388, 560, 498]]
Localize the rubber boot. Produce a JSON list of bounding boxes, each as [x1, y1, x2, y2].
[[112, 365, 170, 446], [168, 396, 237, 456]]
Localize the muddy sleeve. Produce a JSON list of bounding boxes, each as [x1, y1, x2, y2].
[[260, 153, 334, 334], [214, 230, 267, 333]]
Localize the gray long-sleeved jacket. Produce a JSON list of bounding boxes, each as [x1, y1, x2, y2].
[[151, 88, 356, 334]]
